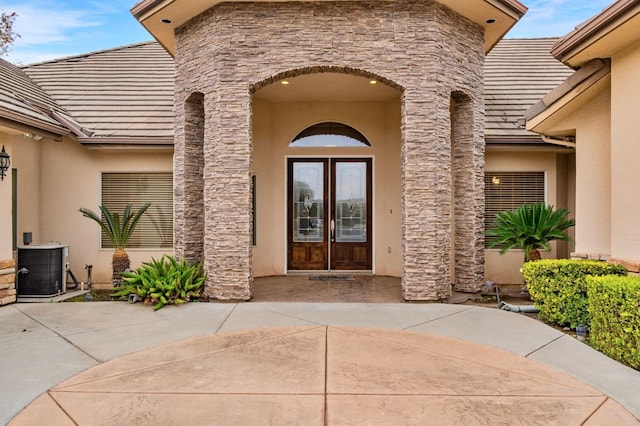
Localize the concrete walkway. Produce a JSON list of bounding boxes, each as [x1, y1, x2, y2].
[[2, 302, 640, 424]]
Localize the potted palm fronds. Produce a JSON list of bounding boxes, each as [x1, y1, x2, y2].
[[79, 204, 151, 284], [487, 202, 575, 262]]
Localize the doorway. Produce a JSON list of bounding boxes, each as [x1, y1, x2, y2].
[[287, 158, 372, 271]]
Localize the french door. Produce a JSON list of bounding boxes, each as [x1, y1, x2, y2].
[[287, 158, 372, 271]]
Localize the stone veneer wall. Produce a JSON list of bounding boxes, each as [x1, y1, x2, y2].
[[0, 259, 16, 306], [175, 92, 206, 265], [174, 0, 485, 300]]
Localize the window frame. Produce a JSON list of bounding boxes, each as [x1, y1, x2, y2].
[[290, 122, 371, 148], [484, 171, 547, 249], [100, 172, 174, 250]]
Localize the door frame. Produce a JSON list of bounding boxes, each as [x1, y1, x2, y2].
[[284, 155, 375, 273]]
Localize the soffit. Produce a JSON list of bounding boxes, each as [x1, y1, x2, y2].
[[131, 0, 526, 56], [253, 73, 400, 102], [551, 0, 640, 67]]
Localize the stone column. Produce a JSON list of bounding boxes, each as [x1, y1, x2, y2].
[[401, 89, 453, 300], [203, 83, 253, 300]]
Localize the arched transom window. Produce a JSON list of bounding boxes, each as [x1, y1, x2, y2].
[[290, 122, 371, 147]]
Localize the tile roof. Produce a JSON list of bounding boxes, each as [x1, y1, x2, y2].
[[0, 58, 69, 138], [22, 42, 174, 141], [484, 38, 574, 143], [10, 39, 572, 145]]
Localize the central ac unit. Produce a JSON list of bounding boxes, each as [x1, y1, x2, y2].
[[17, 244, 68, 297]]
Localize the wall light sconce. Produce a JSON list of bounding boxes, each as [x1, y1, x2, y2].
[[0, 145, 10, 181], [492, 176, 500, 185], [23, 133, 43, 141]]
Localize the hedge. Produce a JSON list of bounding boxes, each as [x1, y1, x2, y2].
[[587, 275, 640, 370], [521, 259, 627, 328]]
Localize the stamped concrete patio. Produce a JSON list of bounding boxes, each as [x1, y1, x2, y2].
[[11, 325, 638, 425], [3, 296, 640, 424]]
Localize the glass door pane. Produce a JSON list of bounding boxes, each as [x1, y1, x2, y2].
[[293, 162, 324, 242], [335, 162, 367, 242]]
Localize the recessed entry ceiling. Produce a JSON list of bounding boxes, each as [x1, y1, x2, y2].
[[253, 73, 401, 103]]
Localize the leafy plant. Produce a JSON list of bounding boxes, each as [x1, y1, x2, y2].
[[487, 202, 575, 262], [79, 203, 150, 284], [1, 11, 19, 57], [111, 255, 206, 310], [522, 259, 626, 328], [587, 275, 640, 369]]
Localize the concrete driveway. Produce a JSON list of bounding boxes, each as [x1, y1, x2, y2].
[[2, 302, 639, 424]]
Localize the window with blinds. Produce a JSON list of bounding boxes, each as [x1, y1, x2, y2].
[[101, 173, 173, 249], [485, 172, 545, 247]]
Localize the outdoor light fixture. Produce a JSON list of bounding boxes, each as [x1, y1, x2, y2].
[[23, 133, 43, 141], [576, 324, 587, 342], [0, 145, 10, 181]]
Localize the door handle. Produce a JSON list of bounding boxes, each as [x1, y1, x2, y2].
[[330, 219, 335, 242]]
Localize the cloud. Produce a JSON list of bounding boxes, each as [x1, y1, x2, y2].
[[3, 2, 103, 47], [506, 0, 611, 38], [1, 0, 149, 65]]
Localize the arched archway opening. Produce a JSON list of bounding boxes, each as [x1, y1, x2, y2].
[[250, 71, 402, 277], [290, 122, 371, 147], [450, 90, 484, 293], [176, 92, 205, 264]]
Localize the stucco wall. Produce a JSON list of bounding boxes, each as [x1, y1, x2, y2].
[[484, 150, 571, 284], [11, 135, 41, 250], [12, 136, 173, 284], [174, 0, 486, 300], [0, 136, 13, 260], [610, 39, 640, 262], [574, 87, 612, 258], [529, 75, 612, 260]]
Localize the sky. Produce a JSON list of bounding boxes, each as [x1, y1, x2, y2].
[[2, 0, 614, 65]]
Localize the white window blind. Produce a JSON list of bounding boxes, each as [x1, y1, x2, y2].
[[101, 173, 173, 249], [485, 172, 545, 247]]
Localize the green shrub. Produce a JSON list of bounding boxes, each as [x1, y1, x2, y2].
[[587, 275, 640, 369], [111, 255, 206, 310], [522, 259, 626, 328], [487, 202, 574, 261]]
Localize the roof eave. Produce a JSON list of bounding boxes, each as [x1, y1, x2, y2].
[[485, 141, 574, 153], [485, 135, 544, 144], [132, 0, 526, 57], [551, 0, 640, 66], [77, 136, 174, 150], [525, 58, 611, 136], [0, 110, 68, 141]]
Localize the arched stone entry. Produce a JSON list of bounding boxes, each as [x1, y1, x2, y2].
[[252, 70, 401, 282], [173, 0, 486, 301]]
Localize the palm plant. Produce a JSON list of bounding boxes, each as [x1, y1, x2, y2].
[[487, 202, 575, 262], [79, 203, 151, 284]]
